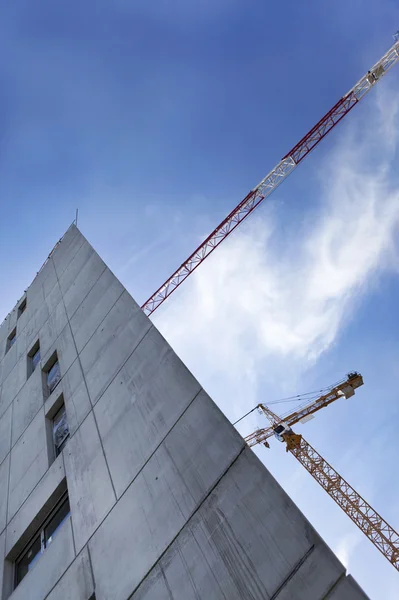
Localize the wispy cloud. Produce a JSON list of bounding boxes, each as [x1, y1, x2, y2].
[[334, 531, 363, 569], [155, 83, 399, 421]]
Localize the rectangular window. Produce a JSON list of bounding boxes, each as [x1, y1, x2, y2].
[[15, 493, 70, 587], [6, 328, 16, 353], [28, 341, 41, 377], [18, 299, 27, 318], [32, 347, 41, 371], [14, 535, 42, 585], [47, 357, 61, 394], [53, 404, 69, 456], [44, 496, 71, 545]]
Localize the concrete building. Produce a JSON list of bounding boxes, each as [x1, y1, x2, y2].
[[0, 225, 369, 600]]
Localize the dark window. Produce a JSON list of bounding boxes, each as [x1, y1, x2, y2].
[[45, 497, 71, 546], [47, 360, 61, 394], [6, 329, 16, 353], [18, 299, 27, 318], [28, 342, 41, 377], [14, 534, 42, 585], [53, 404, 69, 456], [15, 493, 70, 587], [32, 347, 41, 371]]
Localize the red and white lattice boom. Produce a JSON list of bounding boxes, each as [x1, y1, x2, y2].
[[142, 37, 399, 316]]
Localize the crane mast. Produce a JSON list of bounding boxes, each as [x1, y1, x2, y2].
[[290, 436, 399, 570], [246, 389, 399, 570], [142, 37, 399, 316]]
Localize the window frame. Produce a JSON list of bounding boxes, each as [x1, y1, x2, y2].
[[46, 356, 61, 394], [17, 298, 27, 318], [27, 341, 41, 377], [52, 403, 70, 456], [6, 328, 17, 354], [14, 492, 70, 588]]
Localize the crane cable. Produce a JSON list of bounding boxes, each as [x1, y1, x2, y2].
[[232, 380, 346, 426]]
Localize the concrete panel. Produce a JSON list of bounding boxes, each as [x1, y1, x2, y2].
[[25, 257, 57, 318], [14, 326, 27, 365], [12, 367, 44, 446], [42, 259, 58, 300], [41, 324, 78, 388], [273, 543, 348, 600], [70, 267, 124, 352], [0, 359, 26, 420], [89, 456, 192, 600], [27, 253, 57, 306], [8, 409, 48, 521], [131, 544, 227, 600], [6, 309, 18, 339], [1, 343, 18, 388], [44, 282, 63, 320], [133, 448, 346, 600], [39, 301, 69, 360], [0, 530, 5, 599], [0, 404, 12, 465], [0, 455, 10, 534], [9, 518, 75, 600], [44, 386, 65, 422], [14, 311, 28, 340], [89, 393, 244, 600], [133, 539, 345, 600], [327, 575, 370, 599], [94, 327, 202, 497], [64, 412, 115, 553], [80, 291, 152, 405], [45, 547, 94, 600], [58, 241, 95, 297], [52, 225, 86, 277], [54, 358, 91, 437], [6, 454, 65, 556], [26, 275, 46, 320], [0, 318, 9, 348], [190, 448, 344, 599], [63, 250, 107, 319], [24, 302, 50, 358]]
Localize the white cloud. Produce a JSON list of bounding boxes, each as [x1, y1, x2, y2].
[[154, 84, 399, 423], [334, 531, 363, 569]]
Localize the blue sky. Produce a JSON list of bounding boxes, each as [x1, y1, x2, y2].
[[1, 2, 399, 597]]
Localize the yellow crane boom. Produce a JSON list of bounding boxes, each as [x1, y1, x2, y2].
[[290, 435, 399, 569], [244, 375, 399, 570], [245, 372, 363, 448]]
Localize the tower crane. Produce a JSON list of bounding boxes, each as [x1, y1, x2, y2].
[[142, 34, 399, 316], [137, 35, 399, 569], [244, 372, 399, 570]]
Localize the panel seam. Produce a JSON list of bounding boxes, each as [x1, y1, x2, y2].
[[3, 399, 14, 547], [53, 263, 118, 502], [269, 544, 315, 600], [321, 572, 346, 599], [127, 445, 247, 598]]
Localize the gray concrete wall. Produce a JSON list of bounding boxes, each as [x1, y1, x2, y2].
[[0, 225, 369, 600]]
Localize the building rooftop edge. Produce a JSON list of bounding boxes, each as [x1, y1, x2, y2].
[[0, 221, 77, 329]]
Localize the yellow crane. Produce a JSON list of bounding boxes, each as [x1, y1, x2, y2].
[[244, 373, 399, 570]]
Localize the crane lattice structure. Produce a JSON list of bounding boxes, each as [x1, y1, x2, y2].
[[142, 35, 399, 316], [245, 373, 364, 447], [137, 34, 399, 570], [244, 373, 399, 570]]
